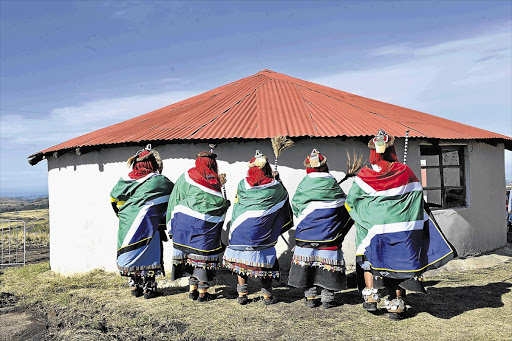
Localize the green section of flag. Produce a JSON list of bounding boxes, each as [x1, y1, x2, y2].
[[346, 180, 424, 248], [232, 180, 288, 223], [166, 173, 229, 225], [291, 175, 345, 217], [111, 175, 173, 249]]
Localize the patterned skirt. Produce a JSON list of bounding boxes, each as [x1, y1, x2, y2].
[[287, 245, 347, 291], [170, 248, 220, 283], [223, 246, 280, 279]]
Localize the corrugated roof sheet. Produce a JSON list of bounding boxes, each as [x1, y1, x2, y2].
[[29, 69, 512, 164]]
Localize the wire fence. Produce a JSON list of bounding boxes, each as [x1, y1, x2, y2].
[[0, 220, 26, 266]]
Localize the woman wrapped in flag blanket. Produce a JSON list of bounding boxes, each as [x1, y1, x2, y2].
[[345, 130, 455, 319], [110, 145, 174, 299], [166, 151, 230, 302], [223, 150, 294, 305], [288, 149, 352, 309]]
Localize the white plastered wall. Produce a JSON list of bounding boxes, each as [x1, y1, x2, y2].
[[48, 138, 370, 275], [427, 142, 507, 256], [47, 138, 505, 275]]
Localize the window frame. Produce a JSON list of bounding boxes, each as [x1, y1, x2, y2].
[[420, 145, 467, 209]]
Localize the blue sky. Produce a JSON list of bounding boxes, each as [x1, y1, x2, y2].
[[1, 1, 511, 196]]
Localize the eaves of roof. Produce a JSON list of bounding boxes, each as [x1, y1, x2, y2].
[[28, 69, 512, 165]]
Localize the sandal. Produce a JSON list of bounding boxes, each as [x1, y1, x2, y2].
[[362, 287, 381, 312]]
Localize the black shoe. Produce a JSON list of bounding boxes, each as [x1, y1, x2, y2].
[[197, 292, 215, 302], [189, 290, 199, 300], [237, 295, 249, 305], [131, 286, 143, 297], [262, 296, 277, 305], [363, 301, 378, 312], [304, 298, 318, 308], [143, 289, 156, 299], [388, 312, 405, 321], [321, 301, 337, 309], [142, 277, 157, 299]]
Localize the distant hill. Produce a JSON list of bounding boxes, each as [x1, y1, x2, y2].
[[0, 196, 49, 213]]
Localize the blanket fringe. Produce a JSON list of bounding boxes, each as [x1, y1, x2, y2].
[[292, 254, 345, 272], [173, 254, 220, 270], [223, 261, 280, 279], [222, 256, 273, 269], [118, 264, 163, 277]]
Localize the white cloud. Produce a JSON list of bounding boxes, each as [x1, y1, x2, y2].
[[370, 44, 412, 56], [415, 29, 510, 57], [51, 91, 198, 126], [312, 23, 511, 121], [0, 89, 201, 195], [312, 61, 442, 109], [1, 90, 200, 149], [312, 24, 512, 179]]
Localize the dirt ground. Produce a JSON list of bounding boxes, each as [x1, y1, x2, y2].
[[0, 244, 49, 266], [0, 244, 49, 340], [1, 244, 511, 340], [23, 245, 50, 264]]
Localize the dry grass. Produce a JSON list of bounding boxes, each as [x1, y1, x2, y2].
[[1, 260, 511, 340], [0, 209, 49, 246]]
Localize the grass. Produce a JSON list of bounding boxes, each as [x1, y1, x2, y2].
[[1, 260, 511, 340], [0, 209, 49, 246]]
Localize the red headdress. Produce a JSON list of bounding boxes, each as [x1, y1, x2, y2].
[[188, 151, 222, 191], [246, 150, 274, 186], [127, 144, 163, 180]]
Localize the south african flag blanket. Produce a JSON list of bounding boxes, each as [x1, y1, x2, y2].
[[228, 179, 293, 249], [345, 163, 455, 279], [223, 178, 293, 277], [166, 171, 230, 256], [292, 172, 351, 246], [111, 173, 173, 275]]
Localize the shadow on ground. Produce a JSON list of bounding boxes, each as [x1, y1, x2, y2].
[[162, 269, 512, 320], [407, 281, 512, 319]]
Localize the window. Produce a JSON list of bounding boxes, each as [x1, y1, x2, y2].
[[420, 145, 467, 209]]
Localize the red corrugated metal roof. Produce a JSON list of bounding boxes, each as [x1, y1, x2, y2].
[[29, 69, 512, 164]]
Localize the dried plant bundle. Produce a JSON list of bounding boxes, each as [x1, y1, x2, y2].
[[219, 173, 227, 185], [346, 150, 364, 177], [338, 150, 365, 184], [271, 135, 295, 158], [127, 156, 137, 168], [270, 135, 295, 172]]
